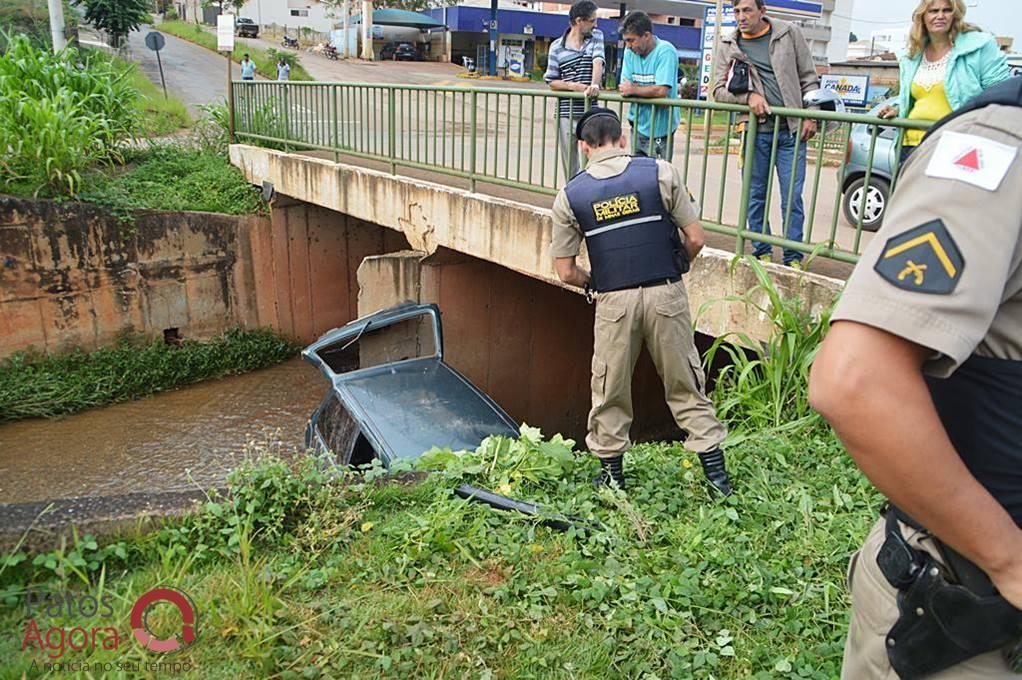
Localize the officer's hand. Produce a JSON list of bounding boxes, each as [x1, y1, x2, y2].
[[800, 118, 817, 142], [748, 92, 771, 117], [877, 105, 898, 120], [619, 80, 636, 97]]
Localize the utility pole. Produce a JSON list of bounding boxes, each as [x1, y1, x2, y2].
[[707, 0, 724, 102], [47, 0, 67, 52], [361, 0, 374, 60], [342, 0, 350, 58]]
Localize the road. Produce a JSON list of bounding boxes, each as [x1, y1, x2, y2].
[[123, 25, 237, 116]]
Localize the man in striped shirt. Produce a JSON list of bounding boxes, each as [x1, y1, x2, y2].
[[545, 0, 605, 180]]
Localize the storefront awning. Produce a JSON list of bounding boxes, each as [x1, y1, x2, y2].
[[350, 9, 445, 29]]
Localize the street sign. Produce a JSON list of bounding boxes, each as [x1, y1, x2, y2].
[[217, 14, 235, 51], [820, 74, 871, 107], [699, 4, 736, 100], [144, 31, 165, 52], [144, 31, 168, 99]]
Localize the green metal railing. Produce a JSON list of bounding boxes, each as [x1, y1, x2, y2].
[[231, 81, 932, 265]]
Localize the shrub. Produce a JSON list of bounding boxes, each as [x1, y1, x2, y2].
[[0, 34, 139, 195]]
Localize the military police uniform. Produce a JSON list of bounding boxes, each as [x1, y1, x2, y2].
[[832, 78, 1022, 677], [550, 113, 730, 494]]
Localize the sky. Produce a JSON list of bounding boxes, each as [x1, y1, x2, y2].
[[843, 0, 1019, 50]]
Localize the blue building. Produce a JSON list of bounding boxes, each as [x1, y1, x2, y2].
[[426, 1, 822, 77]]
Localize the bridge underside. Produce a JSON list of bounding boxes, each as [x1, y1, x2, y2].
[[230, 145, 844, 439]]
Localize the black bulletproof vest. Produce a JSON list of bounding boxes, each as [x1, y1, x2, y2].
[[563, 156, 683, 292], [922, 77, 1022, 526]]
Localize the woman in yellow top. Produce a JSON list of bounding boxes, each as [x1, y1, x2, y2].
[[878, 0, 1009, 163]]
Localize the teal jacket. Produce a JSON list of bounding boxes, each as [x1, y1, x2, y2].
[[896, 31, 1010, 117]]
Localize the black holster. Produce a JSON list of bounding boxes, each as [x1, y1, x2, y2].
[[878, 510, 1022, 678]]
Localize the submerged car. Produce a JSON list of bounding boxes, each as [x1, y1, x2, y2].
[[303, 303, 518, 468], [841, 97, 899, 232]]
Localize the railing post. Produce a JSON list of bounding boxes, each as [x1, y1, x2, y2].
[[469, 90, 478, 193], [388, 86, 396, 175], [331, 84, 339, 163], [735, 115, 758, 255]]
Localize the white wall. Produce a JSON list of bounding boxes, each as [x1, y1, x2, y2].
[[826, 0, 853, 64], [238, 0, 341, 34]]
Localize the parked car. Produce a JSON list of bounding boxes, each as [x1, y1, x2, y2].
[[303, 303, 518, 468], [380, 42, 418, 62], [234, 17, 259, 38], [841, 97, 899, 231]]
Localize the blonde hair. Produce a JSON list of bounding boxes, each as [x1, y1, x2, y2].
[[907, 0, 980, 58]]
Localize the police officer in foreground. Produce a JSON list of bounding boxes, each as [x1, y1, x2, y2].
[[550, 107, 732, 496], [810, 77, 1022, 677]]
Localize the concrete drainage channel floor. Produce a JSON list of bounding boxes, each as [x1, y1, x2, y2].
[[0, 358, 323, 541]]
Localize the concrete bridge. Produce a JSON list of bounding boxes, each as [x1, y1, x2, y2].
[[225, 83, 929, 439]]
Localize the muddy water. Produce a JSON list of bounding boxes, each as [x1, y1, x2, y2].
[[0, 358, 325, 507]]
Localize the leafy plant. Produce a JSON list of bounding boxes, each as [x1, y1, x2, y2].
[[76, 143, 266, 214], [75, 0, 150, 46], [0, 34, 139, 195], [699, 254, 835, 430], [0, 328, 298, 421]]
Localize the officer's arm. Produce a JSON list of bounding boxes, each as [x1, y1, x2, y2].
[[550, 190, 589, 288], [554, 257, 590, 288], [810, 323, 1022, 607], [679, 221, 705, 260]]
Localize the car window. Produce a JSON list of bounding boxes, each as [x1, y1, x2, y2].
[[317, 392, 362, 464]]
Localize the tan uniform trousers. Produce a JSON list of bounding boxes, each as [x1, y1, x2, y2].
[[842, 517, 1015, 679], [586, 279, 726, 459]]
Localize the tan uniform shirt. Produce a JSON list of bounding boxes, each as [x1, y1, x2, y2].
[[550, 148, 700, 259], [832, 104, 1022, 377]]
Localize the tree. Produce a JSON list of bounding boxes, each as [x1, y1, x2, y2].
[[75, 0, 150, 46]]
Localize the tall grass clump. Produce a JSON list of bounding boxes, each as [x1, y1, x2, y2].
[[0, 328, 299, 422], [700, 255, 835, 431], [0, 33, 140, 195]]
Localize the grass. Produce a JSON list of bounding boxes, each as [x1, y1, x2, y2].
[[0, 257, 866, 677], [75, 144, 266, 215], [0, 328, 299, 422], [115, 54, 191, 136], [0, 428, 876, 677], [158, 20, 313, 81]]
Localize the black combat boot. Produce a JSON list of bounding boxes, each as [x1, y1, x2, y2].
[[698, 449, 733, 497], [594, 454, 626, 490]]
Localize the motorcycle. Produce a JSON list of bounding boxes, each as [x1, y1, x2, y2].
[[323, 43, 338, 60], [282, 35, 299, 49]]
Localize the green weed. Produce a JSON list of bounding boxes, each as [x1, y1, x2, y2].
[[0, 33, 139, 195], [0, 328, 299, 421], [700, 255, 835, 432]]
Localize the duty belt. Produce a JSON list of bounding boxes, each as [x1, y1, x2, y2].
[[878, 507, 1022, 677]]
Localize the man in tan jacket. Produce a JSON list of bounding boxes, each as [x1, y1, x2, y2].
[[712, 0, 819, 268]]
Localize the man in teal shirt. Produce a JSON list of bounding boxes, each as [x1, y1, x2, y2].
[[240, 54, 256, 80], [620, 12, 680, 160]]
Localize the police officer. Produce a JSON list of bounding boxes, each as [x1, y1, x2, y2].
[[810, 77, 1022, 677], [550, 106, 732, 495]]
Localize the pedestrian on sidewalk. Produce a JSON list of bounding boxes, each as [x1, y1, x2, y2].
[[545, 0, 605, 181], [619, 11, 680, 161], [241, 53, 256, 80], [712, 0, 820, 269]]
